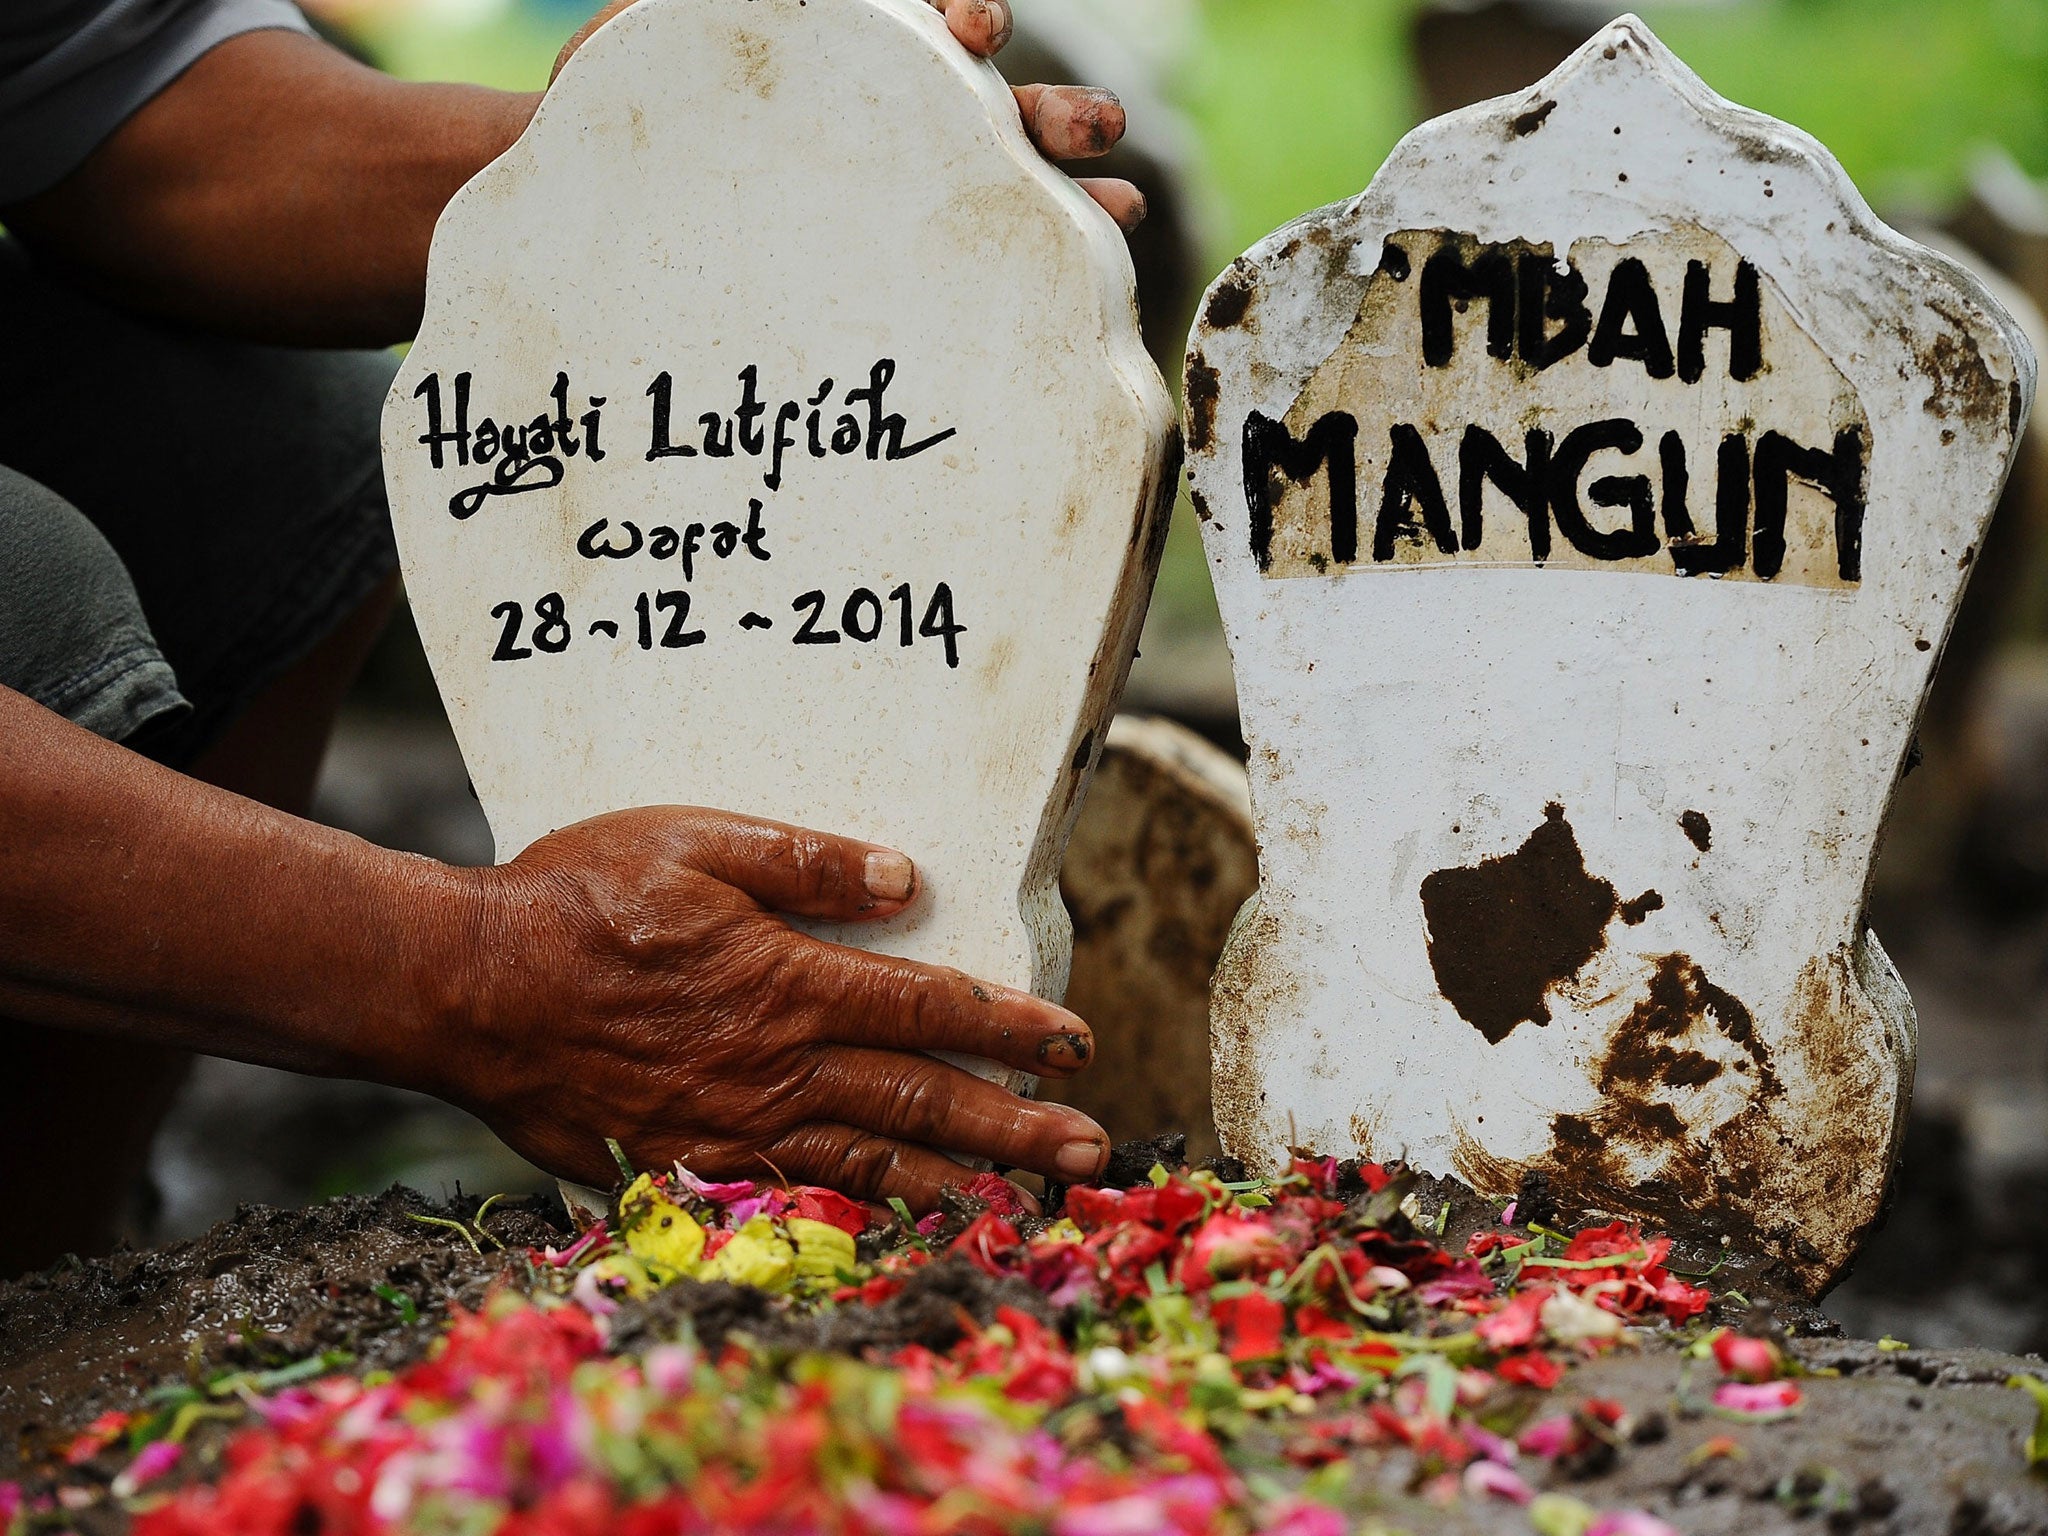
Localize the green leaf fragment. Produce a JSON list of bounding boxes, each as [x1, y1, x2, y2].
[[472, 1192, 509, 1248], [374, 1284, 420, 1325], [407, 1212, 483, 1256], [1520, 1249, 1646, 1271], [165, 1401, 242, 1444], [2008, 1374, 2048, 1467], [1393, 1354, 1458, 1418], [606, 1137, 638, 1183]]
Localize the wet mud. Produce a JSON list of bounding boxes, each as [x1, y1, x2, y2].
[[0, 1188, 566, 1478]]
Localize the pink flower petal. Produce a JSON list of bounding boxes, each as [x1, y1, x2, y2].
[[1462, 1458, 1533, 1505], [1587, 1513, 1685, 1536], [1712, 1379, 1802, 1416], [1517, 1414, 1575, 1459], [110, 1441, 181, 1499], [672, 1164, 757, 1202], [571, 1263, 620, 1317]]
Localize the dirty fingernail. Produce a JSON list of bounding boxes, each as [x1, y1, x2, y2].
[[1120, 191, 1148, 232], [1038, 1032, 1092, 1069], [984, 0, 1007, 41], [863, 850, 915, 902], [1056, 1138, 1106, 1180], [1083, 87, 1123, 139]]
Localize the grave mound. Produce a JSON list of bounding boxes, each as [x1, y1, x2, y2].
[[3, 1147, 2044, 1535]]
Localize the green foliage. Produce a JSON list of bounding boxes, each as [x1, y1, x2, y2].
[[1646, 0, 2048, 199]]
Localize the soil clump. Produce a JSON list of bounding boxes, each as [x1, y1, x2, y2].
[[0, 1187, 563, 1476]]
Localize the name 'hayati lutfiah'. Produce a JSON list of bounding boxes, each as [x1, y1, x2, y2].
[[413, 359, 957, 521], [1241, 237, 1868, 582]]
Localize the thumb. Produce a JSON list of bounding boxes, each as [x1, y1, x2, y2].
[[680, 813, 918, 922], [553, 0, 635, 83]]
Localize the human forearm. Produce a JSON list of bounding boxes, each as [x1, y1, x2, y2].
[[0, 688, 1113, 1204], [2, 31, 537, 347], [0, 686, 471, 1082]]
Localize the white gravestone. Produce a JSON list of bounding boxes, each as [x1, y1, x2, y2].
[[382, 0, 1178, 1107], [1185, 16, 2035, 1294]]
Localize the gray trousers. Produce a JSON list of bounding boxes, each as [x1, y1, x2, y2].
[[0, 237, 399, 766]]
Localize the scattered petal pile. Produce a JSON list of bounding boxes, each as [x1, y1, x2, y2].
[[10, 1156, 1771, 1535]]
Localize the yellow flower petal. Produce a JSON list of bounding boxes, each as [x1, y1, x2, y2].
[[623, 1193, 708, 1274], [699, 1216, 796, 1292], [588, 1253, 659, 1299], [788, 1217, 858, 1283]]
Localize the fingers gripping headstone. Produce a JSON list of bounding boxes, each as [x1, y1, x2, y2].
[[382, 0, 1177, 1095], [1185, 17, 2036, 1294]]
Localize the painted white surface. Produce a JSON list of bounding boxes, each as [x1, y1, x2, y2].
[[1186, 17, 2035, 1292], [383, 0, 1177, 1104]]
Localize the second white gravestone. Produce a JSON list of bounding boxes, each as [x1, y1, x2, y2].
[[382, 0, 1177, 1096], [1186, 16, 2034, 1293]]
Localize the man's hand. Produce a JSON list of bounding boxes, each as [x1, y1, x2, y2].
[[556, 0, 1145, 232], [0, 695, 1109, 1215], [439, 807, 1110, 1206]]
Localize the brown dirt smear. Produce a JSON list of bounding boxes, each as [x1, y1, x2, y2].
[[1913, 296, 2014, 432], [1679, 809, 1712, 851], [1202, 261, 1257, 332], [1420, 803, 1659, 1045], [1183, 358, 1221, 453], [1208, 896, 1295, 1163], [1454, 945, 1903, 1298]]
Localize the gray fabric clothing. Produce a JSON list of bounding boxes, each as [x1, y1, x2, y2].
[[0, 237, 398, 765], [0, 464, 188, 744], [0, 0, 311, 204]]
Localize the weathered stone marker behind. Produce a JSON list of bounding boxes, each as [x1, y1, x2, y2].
[[382, 0, 1178, 1099], [1185, 16, 2035, 1294], [1047, 715, 1258, 1160]]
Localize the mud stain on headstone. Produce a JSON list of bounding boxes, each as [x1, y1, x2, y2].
[[1914, 297, 2007, 428], [1452, 945, 1896, 1295], [1597, 952, 1777, 1098], [1202, 262, 1257, 331], [1420, 803, 1658, 1044], [1452, 949, 1782, 1246], [1209, 897, 1297, 1159], [1184, 360, 1221, 453], [1679, 809, 1712, 851]]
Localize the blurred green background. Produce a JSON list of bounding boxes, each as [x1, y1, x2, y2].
[[1188, 0, 2048, 262], [350, 0, 2048, 274]]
